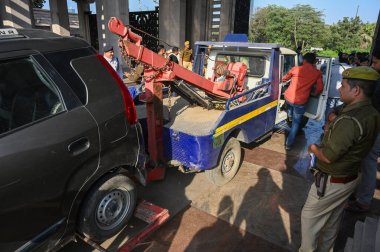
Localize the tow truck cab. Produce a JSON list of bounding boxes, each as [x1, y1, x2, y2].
[[193, 41, 332, 125]]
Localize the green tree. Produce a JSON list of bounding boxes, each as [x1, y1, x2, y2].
[[289, 5, 326, 49], [359, 22, 375, 49], [250, 5, 293, 47], [250, 4, 327, 50], [32, 0, 46, 8], [326, 17, 362, 51], [249, 4, 374, 53]]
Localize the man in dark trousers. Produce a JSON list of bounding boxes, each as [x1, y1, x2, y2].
[[346, 49, 380, 212], [300, 66, 380, 252], [282, 53, 324, 150]]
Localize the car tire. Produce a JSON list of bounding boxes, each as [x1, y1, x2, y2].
[[77, 173, 137, 241], [205, 137, 241, 186]]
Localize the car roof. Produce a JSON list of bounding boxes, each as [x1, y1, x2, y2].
[[0, 28, 90, 54]]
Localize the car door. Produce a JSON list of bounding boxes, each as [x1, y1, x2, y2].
[[0, 52, 100, 251], [304, 57, 333, 120]]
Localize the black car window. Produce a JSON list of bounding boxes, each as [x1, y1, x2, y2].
[[44, 47, 94, 105], [0, 57, 64, 134]]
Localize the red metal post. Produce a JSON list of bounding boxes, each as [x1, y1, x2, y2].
[[144, 70, 166, 181]]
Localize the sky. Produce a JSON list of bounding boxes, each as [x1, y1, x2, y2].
[[254, 0, 379, 24], [44, 0, 379, 25]]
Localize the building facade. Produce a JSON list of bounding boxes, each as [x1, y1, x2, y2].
[[0, 0, 251, 64]]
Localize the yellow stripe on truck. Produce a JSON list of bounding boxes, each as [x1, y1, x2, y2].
[[214, 100, 278, 137]]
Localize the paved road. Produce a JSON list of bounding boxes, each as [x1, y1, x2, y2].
[[61, 130, 380, 252]]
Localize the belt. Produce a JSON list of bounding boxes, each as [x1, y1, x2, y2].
[[330, 175, 358, 184]]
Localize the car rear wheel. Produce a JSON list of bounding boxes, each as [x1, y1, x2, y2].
[[77, 173, 137, 241], [205, 137, 241, 186]]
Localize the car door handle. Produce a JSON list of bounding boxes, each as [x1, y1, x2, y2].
[[68, 137, 90, 156]]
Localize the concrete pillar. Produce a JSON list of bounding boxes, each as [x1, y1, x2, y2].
[[159, 0, 187, 49], [74, 0, 94, 42], [187, 0, 209, 46], [96, 0, 129, 67], [49, 0, 70, 36], [219, 0, 235, 41], [0, 0, 33, 28]]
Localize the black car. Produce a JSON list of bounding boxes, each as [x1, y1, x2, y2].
[[0, 28, 146, 251]]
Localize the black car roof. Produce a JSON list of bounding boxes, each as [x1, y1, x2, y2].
[[0, 28, 91, 53]]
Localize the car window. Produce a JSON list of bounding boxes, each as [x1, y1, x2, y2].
[[215, 54, 266, 77], [0, 57, 63, 134], [44, 47, 94, 105]]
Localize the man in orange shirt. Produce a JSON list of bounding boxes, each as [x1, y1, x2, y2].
[[282, 53, 324, 150]]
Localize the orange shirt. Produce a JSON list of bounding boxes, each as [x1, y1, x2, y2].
[[282, 62, 324, 105]]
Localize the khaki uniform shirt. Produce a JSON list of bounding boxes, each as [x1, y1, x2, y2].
[[181, 48, 193, 62], [317, 100, 379, 176]]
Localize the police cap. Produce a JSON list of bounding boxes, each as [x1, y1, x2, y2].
[[103, 45, 113, 53], [342, 66, 380, 81]]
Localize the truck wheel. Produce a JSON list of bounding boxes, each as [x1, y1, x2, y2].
[[77, 173, 137, 241], [206, 137, 241, 186]]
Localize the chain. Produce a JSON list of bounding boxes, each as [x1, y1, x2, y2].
[[118, 37, 129, 67], [118, 36, 172, 81], [213, 103, 226, 110], [125, 24, 175, 49]]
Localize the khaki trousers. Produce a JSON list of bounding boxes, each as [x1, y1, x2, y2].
[[183, 61, 193, 71], [300, 176, 359, 252]]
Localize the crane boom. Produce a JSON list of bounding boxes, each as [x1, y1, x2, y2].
[[108, 17, 246, 99]]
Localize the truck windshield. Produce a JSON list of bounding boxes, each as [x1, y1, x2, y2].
[[215, 54, 266, 77]]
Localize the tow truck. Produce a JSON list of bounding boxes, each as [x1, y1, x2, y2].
[[75, 17, 333, 251], [108, 17, 331, 186]]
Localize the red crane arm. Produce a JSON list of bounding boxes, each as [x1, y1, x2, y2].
[[108, 17, 230, 99]]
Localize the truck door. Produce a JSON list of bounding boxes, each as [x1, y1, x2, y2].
[[304, 57, 333, 121], [275, 54, 297, 124]]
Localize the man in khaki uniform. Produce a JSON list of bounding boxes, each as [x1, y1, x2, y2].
[[180, 40, 193, 71], [300, 66, 380, 252]]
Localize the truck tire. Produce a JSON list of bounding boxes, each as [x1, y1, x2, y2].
[[206, 137, 241, 186], [77, 173, 137, 241]]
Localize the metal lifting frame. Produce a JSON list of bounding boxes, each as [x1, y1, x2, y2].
[[108, 17, 235, 180]]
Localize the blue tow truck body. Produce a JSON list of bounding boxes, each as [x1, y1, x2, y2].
[[138, 41, 329, 185], [161, 42, 287, 171]]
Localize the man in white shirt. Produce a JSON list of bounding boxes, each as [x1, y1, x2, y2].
[[103, 45, 124, 79], [325, 52, 351, 121]]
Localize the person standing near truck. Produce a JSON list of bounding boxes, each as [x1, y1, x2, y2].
[[180, 41, 193, 71], [168, 47, 179, 64], [325, 52, 351, 122], [282, 53, 324, 150], [103, 45, 124, 78], [346, 50, 380, 212], [300, 66, 380, 252]]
